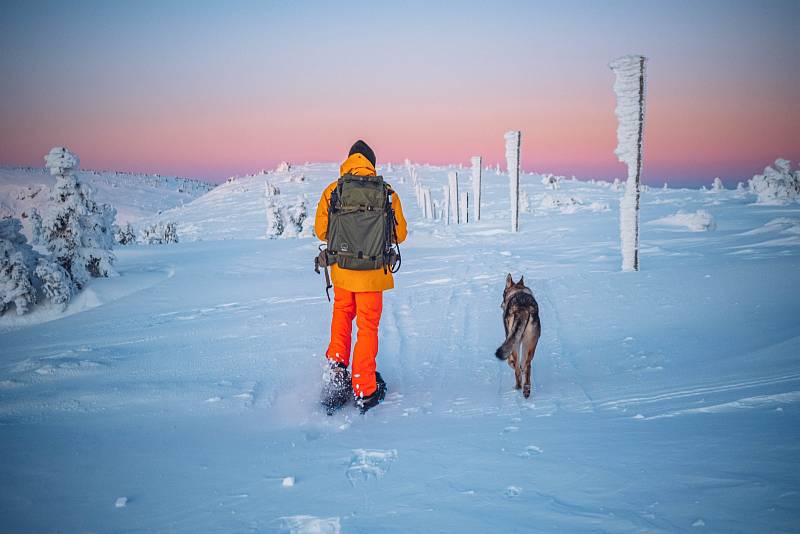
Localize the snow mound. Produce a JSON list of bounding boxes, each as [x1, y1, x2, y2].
[[748, 159, 800, 205], [346, 449, 398, 484], [538, 194, 609, 214], [278, 515, 340, 534], [649, 210, 716, 231]]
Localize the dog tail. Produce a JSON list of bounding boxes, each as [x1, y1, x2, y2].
[[495, 312, 528, 360]]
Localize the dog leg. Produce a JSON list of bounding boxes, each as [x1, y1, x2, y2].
[[510, 348, 522, 389], [522, 327, 540, 399]]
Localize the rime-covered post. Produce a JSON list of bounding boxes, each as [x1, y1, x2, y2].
[[471, 156, 482, 221], [610, 55, 647, 272], [424, 188, 434, 220], [460, 191, 469, 223], [448, 171, 460, 224], [442, 185, 450, 225], [504, 131, 521, 232]]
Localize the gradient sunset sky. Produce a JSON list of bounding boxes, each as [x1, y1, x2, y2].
[[1, 0, 798, 184]]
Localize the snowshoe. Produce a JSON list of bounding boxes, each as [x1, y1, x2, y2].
[[356, 372, 386, 414], [321, 362, 352, 416]]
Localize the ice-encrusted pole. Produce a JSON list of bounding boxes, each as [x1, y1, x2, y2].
[[424, 188, 434, 220], [471, 156, 482, 221], [460, 191, 469, 223], [448, 171, 460, 224], [504, 131, 521, 232], [610, 55, 647, 272]]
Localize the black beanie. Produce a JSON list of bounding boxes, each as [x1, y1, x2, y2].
[[348, 139, 376, 167]]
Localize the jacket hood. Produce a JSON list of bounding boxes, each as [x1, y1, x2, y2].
[[340, 153, 376, 177]]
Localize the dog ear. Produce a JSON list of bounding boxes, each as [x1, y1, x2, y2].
[[518, 276, 524, 286], [505, 273, 513, 288]]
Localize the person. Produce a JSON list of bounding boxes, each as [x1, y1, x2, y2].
[[314, 140, 407, 413]]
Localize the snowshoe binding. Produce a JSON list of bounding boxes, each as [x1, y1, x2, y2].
[[356, 372, 386, 414], [321, 361, 352, 416]]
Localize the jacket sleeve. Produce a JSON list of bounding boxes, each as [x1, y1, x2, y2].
[[314, 184, 333, 242], [392, 192, 408, 244]]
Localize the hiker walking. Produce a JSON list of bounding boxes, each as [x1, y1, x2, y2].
[[314, 140, 407, 414]]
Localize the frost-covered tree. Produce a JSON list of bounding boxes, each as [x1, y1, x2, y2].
[[748, 159, 800, 204], [265, 193, 285, 238], [287, 197, 307, 236], [0, 218, 38, 315], [115, 222, 136, 245], [711, 177, 725, 192], [29, 208, 43, 245], [34, 259, 73, 310], [41, 147, 116, 288], [610, 55, 648, 272], [138, 221, 178, 244]]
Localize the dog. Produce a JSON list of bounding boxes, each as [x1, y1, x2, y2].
[[495, 274, 541, 398]]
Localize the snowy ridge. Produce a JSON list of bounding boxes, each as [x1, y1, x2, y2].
[[0, 166, 214, 237]]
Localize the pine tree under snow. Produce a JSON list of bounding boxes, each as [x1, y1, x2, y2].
[[42, 147, 117, 289], [0, 218, 38, 315], [115, 223, 136, 245], [29, 209, 43, 245], [748, 159, 800, 205], [138, 221, 179, 244]]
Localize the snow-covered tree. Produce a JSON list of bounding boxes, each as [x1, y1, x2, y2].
[[138, 221, 178, 244], [115, 223, 136, 245], [505, 131, 521, 232], [541, 174, 561, 190], [711, 177, 725, 192], [0, 218, 38, 315], [748, 159, 800, 204], [29, 209, 43, 245], [41, 147, 117, 289], [610, 55, 648, 272], [34, 259, 73, 310], [265, 193, 285, 239]]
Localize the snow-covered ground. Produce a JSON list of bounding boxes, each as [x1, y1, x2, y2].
[[1, 163, 799, 532], [0, 167, 214, 238]]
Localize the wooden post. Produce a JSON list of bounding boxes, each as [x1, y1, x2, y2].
[[471, 156, 482, 221], [504, 131, 521, 232], [610, 55, 647, 272], [448, 171, 460, 224]]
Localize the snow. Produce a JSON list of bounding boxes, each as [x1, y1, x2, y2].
[[1, 162, 799, 532], [648, 210, 716, 232]]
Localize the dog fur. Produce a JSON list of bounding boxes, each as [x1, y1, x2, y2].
[[495, 274, 541, 398]]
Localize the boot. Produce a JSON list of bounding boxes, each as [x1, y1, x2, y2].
[[321, 361, 352, 415], [356, 372, 386, 414]]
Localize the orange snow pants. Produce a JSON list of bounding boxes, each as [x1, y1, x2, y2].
[[326, 287, 383, 398]]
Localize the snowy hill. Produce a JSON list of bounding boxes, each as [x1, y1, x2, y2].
[[1, 162, 799, 532], [0, 166, 215, 238]]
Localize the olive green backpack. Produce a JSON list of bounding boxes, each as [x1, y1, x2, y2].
[[314, 174, 401, 300]]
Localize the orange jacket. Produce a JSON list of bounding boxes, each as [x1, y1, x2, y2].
[[314, 153, 408, 292]]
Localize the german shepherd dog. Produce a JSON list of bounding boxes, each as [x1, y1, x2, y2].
[[495, 274, 541, 398]]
